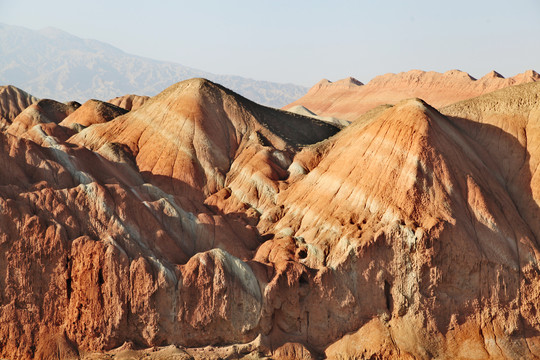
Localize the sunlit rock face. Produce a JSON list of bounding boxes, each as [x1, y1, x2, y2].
[[284, 69, 540, 122], [1, 78, 540, 359]]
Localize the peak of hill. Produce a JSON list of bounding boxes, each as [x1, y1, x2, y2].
[[285, 69, 540, 120], [482, 70, 505, 79], [333, 76, 364, 87], [70, 78, 338, 197], [311, 77, 363, 91], [6, 98, 80, 141], [0, 23, 307, 107], [108, 94, 150, 111]]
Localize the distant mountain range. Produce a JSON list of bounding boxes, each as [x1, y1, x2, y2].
[[0, 23, 308, 107], [284, 70, 540, 121]]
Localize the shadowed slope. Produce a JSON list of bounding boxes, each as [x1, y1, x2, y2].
[[441, 81, 540, 246]]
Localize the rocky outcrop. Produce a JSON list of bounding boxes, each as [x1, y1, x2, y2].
[[284, 69, 540, 121], [0, 78, 539, 359]]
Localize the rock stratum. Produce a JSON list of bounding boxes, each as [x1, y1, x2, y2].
[[0, 77, 539, 359], [284, 70, 540, 121]]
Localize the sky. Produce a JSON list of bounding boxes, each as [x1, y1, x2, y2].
[[1, 0, 539, 87]]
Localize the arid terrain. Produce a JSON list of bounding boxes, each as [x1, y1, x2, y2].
[[284, 69, 540, 122], [0, 72, 539, 359]]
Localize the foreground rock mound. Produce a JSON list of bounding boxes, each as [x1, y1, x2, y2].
[[0, 78, 539, 359], [285, 69, 540, 121]]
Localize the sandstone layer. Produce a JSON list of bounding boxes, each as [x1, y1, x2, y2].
[[284, 69, 540, 121], [0, 78, 539, 359]]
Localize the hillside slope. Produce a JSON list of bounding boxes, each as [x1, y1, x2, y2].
[[284, 69, 540, 121], [0, 79, 539, 359]]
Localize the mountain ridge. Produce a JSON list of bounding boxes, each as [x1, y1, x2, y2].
[[0, 23, 307, 107], [284, 69, 540, 121]]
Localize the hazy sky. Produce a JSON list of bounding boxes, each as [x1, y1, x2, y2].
[[1, 0, 539, 86]]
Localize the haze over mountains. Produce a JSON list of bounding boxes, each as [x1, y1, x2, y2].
[[0, 23, 307, 107]]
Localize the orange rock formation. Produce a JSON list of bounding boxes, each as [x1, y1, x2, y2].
[[0, 77, 539, 359], [284, 69, 540, 121], [108, 94, 150, 111], [0, 85, 38, 128]]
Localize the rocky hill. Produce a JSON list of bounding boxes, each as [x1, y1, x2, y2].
[[0, 78, 539, 359], [284, 69, 540, 121]]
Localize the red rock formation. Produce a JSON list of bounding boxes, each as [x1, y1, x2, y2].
[[108, 94, 150, 111], [0, 85, 38, 128], [1, 78, 539, 359], [71, 78, 337, 200], [284, 69, 540, 121], [60, 99, 127, 129], [5, 98, 80, 144]]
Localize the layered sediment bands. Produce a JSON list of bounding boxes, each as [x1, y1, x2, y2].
[[1, 78, 540, 359], [70, 78, 338, 198], [267, 96, 540, 357], [284, 69, 540, 121], [0, 85, 38, 128]]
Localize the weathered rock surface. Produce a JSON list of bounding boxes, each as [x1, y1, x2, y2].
[[0, 77, 539, 359], [5, 98, 80, 144], [0, 85, 38, 128], [60, 99, 128, 129], [108, 94, 150, 111], [284, 69, 540, 121]]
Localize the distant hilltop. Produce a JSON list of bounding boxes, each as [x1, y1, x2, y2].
[[284, 69, 540, 121]]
